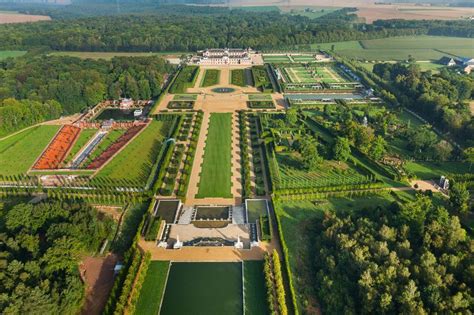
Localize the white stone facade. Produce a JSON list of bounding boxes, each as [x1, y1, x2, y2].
[[191, 48, 253, 65]]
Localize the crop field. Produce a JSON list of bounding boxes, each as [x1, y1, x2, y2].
[[197, 113, 233, 198], [135, 261, 170, 315], [0, 50, 26, 60], [200, 69, 220, 87], [96, 120, 173, 183], [0, 125, 59, 176], [312, 36, 474, 61], [160, 262, 243, 315]]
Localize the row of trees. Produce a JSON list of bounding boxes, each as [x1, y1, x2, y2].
[[0, 199, 114, 314], [310, 195, 473, 313], [0, 10, 470, 52], [0, 55, 172, 135]]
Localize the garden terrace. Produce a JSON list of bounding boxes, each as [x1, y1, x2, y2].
[[33, 125, 81, 170], [87, 124, 146, 169], [169, 65, 200, 94]]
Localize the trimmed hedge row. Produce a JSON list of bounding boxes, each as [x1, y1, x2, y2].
[[127, 252, 151, 315], [239, 111, 252, 198], [264, 250, 288, 315], [177, 111, 203, 198], [169, 65, 200, 94]]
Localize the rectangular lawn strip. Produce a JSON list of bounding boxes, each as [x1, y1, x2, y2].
[[0, 125, 60, 176], [197, 113, 233, 198], [200, 69, 220, 87], [134, 261, 170, 315], [96, 120, 172, 183], [62, 129, 98, 164], [173, 94, 197, 101], [244, 261, 270, 315], [160, 262, 243, 315]]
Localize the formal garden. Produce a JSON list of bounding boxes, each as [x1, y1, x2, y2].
[[169, 65, 200, 94], [247, 94, 275, 109], [252, 65, 274, 93], [200, 69, 220, 87]]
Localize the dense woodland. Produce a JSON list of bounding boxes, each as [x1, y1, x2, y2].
[[311, 195, 473, 314], [372, 63, 474, 146], [0, 55, 172, 135], [0, 10, 471, 52], [0, 199, 114, 314]]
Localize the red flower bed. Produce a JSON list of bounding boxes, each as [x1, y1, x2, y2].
[[87, 124, 145, 170], [34, 125, 81, 170]]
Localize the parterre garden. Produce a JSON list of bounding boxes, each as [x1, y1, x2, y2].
[[169, 65, 200, 93], [200, 69, 220, 87]]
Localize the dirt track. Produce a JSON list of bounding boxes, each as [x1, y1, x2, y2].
[[0, 13, 50, 24]]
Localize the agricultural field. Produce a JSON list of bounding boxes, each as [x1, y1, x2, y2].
[[160, 262, 243, 315], [313, 36, 474, 61], [96, 120, 173, 184], [200, 69, 220, 87], [197, 113, 233, 198], [288, 7, 338, 19], [0, 50, 26, 60], [0, 125, 60, 176]]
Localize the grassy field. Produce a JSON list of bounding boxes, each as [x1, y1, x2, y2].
[[200, 69, 220, 87], [197, 113, 233, 198], [0, 125, 59, 176], [313, 36, 474, 61], [244, 261, 270, 315], [96, 120, 172, 183], [63, 129, 97, 165], [48, 51, 185, 60], [404, 161, 472, 179], [135, 261, 170, 315], [161, 262, 243, 315], [289, 7, 338, 19], [0, 50, 26, 60]]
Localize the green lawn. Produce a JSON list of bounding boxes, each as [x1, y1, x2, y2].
[[313, 36, 474, 61], [0, 125, 59, 176], [134, 261, 170, 315], [201, 69, 220, 87], [96, 120, 172, 183], [0, 50, 27, 60], [197, 113, 233, 198], [289, 7, 337, 19], [63, 129, 97, 164], [244, 261, 270, 315]]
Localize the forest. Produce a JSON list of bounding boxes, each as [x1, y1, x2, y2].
[[372, 63, 474, 146], [310, 194, 473, 314], [0, 10, 471, 52], [0, 55, 173, 135], [0, 199, 114, 314]]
